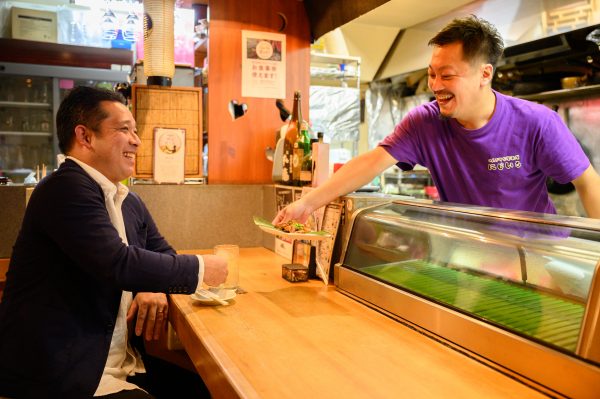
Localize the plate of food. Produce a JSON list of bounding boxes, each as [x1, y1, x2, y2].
[[253, 216, 331, 241]]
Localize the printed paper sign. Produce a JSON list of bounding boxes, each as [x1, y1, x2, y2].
[[242, 30, 286, 99]]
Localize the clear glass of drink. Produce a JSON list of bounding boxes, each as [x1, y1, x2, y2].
[[213, 244, 239, 291]]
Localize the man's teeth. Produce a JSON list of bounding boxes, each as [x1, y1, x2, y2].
[[437, 94, 453, 100], [124, 152, 135, 159]]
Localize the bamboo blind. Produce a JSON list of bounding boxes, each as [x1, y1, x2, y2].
[[132, 84, 203, 178]]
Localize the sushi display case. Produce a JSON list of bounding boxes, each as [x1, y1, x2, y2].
[[334, 199, 600, 398]]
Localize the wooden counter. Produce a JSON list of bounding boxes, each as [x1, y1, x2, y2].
[[169, 248, 547, 398], [0, 258, 8, 300]]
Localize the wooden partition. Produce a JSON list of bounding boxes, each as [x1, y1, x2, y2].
[[207, 0, 311, 183], [132, 85, 203, 179]]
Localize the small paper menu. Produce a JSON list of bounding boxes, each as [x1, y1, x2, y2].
[[154, 127, 185, 184]]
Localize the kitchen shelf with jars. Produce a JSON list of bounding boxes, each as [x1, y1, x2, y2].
[[0, 61, 129, 183]]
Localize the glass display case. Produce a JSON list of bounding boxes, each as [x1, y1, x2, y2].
[[335, 199, 600, 398], [0, 62, 129, 183]]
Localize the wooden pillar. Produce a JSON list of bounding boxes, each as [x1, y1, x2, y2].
[[208, 0, 311, 183]]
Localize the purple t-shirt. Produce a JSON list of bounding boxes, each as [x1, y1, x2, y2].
[[380, 91, 589, 214]]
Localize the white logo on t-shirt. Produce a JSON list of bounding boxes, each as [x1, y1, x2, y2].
[[488, 154, 521, 171]]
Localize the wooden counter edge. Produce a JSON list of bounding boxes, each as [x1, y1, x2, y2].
[[169, 294, 260, 399], [0, 258, 9, 301]]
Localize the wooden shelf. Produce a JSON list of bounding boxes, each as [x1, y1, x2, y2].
[[0, 38, 134, 70]]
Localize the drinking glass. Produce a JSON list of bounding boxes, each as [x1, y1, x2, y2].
[[213, 244, 239, 291]]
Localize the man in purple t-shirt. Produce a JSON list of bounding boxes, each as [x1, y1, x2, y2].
[[274, 16, 600, 225], [379, 91, 588, 214]]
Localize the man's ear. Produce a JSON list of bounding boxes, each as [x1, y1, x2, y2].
[[74, 125, 92, 149], [481, 63, 494, 86]]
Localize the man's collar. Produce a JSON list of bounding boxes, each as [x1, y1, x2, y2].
[[65, 155, 129, 198]]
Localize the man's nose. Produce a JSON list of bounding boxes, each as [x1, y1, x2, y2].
[[429, 76, 443, 92], [130, 131, 141, 146]]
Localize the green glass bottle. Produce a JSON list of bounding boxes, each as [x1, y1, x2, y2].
[[298, 121, 312, 186]]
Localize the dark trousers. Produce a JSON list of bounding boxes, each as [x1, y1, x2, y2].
[[96, 355, 211, 399]]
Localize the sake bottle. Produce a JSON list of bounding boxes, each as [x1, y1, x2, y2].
[[282, 91, 302, 185]]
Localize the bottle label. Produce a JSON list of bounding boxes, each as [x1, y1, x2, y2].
[[292, 148, 303, 183], [300, 170, 312, 183], [292, 150, 302, 168], [282, 151, 292, 183]]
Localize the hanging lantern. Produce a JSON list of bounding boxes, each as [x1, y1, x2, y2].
[[143, 0, 175, 86]]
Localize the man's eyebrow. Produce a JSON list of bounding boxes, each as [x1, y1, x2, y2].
[[115, 120, 134, 126], [428, 64, 455, 70]]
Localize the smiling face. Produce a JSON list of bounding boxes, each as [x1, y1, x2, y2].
[[428, 41, 494, 128], [83, 101, 140, 184]]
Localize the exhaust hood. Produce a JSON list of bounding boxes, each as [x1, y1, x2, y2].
[[372, 0, 600, 83], [495, 24, 600, 96], [499, 24, 600, 67], [501, 34, 571, 65]]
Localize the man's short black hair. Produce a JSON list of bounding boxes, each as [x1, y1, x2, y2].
[[56, 86, 126, 154], [428, 15, 504, 68]]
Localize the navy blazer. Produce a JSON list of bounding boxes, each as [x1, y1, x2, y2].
[[0, 159, 199, 398]]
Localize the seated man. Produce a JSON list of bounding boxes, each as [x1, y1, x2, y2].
[[0, 86, 227, 398]]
